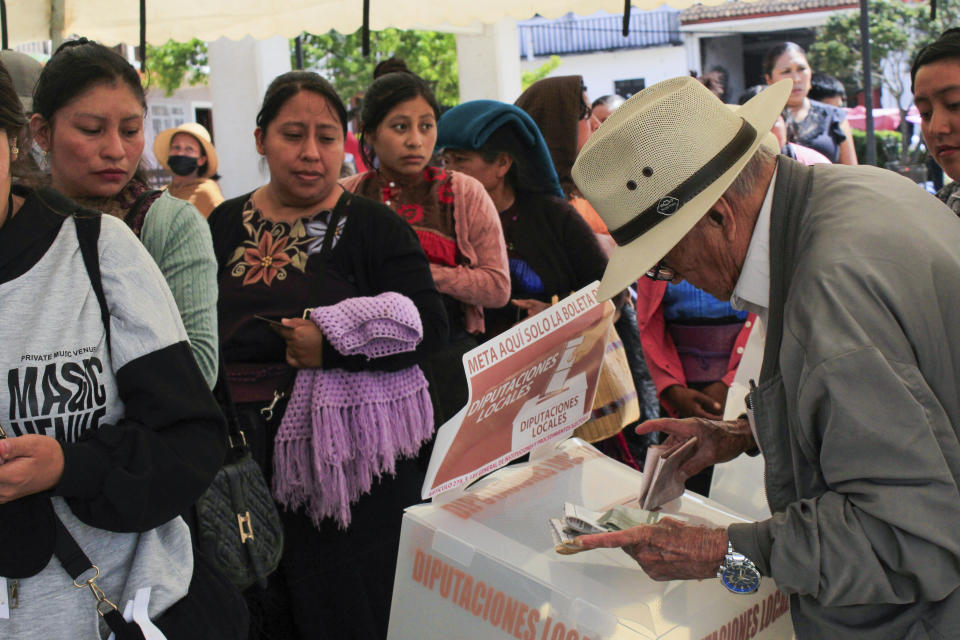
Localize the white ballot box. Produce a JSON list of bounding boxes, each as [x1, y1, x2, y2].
[[389, 439, 794, 640]]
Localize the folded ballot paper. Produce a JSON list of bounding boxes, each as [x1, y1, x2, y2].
[[638, 436, 699, 511]]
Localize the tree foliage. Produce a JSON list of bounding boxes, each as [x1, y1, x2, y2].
[[522, 55, 562, 91], [296, 28, 459, 106], [145, 39, 208, 97]]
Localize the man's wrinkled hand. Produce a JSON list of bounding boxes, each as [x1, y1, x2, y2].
[[574, 517, 728, 581], [0, 435, 64, 503], [635, 416, 755, 480]]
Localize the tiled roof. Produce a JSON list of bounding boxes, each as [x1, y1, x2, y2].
[[681, 0, 857, 23]]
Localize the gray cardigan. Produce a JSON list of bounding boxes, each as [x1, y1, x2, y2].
[[727, 158, 960, 639]]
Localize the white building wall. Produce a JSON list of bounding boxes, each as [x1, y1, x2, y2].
[[456, 19, 522, 103], [208, 36, 292, 199], [519, 45, 688, 103]]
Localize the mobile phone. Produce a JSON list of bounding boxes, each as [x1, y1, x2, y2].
[[254, 314, 286, 328]]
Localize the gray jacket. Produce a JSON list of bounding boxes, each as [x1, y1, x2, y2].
[[727, 158, 960, 639]]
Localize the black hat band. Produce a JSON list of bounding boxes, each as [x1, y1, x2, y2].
[[610, 118, 758, 247]]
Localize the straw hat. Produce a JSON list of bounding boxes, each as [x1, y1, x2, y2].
[[572, 78, 791, 301], [153, 121, 218, 176]]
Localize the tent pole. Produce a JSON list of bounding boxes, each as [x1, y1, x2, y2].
[[859, 0, 876, 166], [295, 35, 304, 69], [1, 0, 8, 50], [362, 0, 370, 57], [622, 0, 631, 37], [139, 0, 147, 68]]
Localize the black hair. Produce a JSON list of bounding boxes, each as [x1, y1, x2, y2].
[[738, 84, 767, 105], [373, 57, 409, 79], [256, 71, 348, 137], [763, 42, 807, 79], [33, 38, 146, 123], [808, 72, 846, 102], [911, 28, 960, 93], [0, 60, 26, 139], [358, 71, 440, 169]]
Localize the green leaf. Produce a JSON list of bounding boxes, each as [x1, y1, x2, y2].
[[293, 27, 459, 105], [145, 39, 208, 97]]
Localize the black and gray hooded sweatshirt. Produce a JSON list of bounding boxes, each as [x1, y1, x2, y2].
[[0, 187, 225, 639]]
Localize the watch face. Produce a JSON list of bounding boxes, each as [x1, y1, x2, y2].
[[721, 565, 761, 594]]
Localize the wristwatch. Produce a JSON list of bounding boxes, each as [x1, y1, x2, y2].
[[717, 541, 761, 594]]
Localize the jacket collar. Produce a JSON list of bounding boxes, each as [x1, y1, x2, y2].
[[759, 156, 815, 383]]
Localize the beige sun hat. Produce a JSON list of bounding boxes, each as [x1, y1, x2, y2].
[[153, 121, 218, 176], [572, 77, 792, 301]]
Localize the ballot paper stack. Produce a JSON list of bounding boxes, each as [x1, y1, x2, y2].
[[388, 439, 795, 640]]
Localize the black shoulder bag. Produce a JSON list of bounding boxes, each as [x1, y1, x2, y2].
[[195, 192, 349, 590]]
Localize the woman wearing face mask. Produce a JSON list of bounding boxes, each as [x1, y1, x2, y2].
[[0, 55, 243, 640], [342, 71, 509, 427], [28, 39, 219, 388], [154, 122, 224, 217], [764, 41, 857, 165], [208, 71, 447, 640]]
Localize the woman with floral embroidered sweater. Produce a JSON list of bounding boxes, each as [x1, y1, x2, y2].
[[342, 71, 510, 426], [208, 71, 447, 640]]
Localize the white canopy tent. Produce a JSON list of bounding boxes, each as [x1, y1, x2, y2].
[[5, 0, 721, 47], [1, 0, 881, 171]]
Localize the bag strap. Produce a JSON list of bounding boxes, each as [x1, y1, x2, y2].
[[74, 214, 111, 350], [260, 191, 349, 421], [123, 189, 163, 238], [56, 212, 144, 639], [53, 519, 147, 640]]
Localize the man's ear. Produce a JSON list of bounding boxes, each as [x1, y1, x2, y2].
[[29, 114, 51, 152]]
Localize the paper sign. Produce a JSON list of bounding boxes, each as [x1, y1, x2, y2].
[[422, 282, 614, 498]]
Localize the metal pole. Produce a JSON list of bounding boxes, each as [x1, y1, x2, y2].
[[859, 0, 877, 166], [139, 0, 147, 68], [362, 0, 370, 58], [294, 35, 304, 70], [1, 0, 8, 50]]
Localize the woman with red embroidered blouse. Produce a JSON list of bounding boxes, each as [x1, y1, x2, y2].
[[342, 71, 510, 425]]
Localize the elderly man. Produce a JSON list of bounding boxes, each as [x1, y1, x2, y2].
[[570, 77, 960, 639]]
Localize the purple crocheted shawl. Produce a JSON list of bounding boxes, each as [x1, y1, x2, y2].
[[272, 292, 433, 528]]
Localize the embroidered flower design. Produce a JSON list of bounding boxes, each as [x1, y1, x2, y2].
[[397, 203, 424, 224], [242, 232, 292, 286], [437, 179, 454, 205], [424, 166, 446, 182]]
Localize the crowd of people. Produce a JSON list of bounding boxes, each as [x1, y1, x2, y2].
[[0, 29, 958, 640]]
